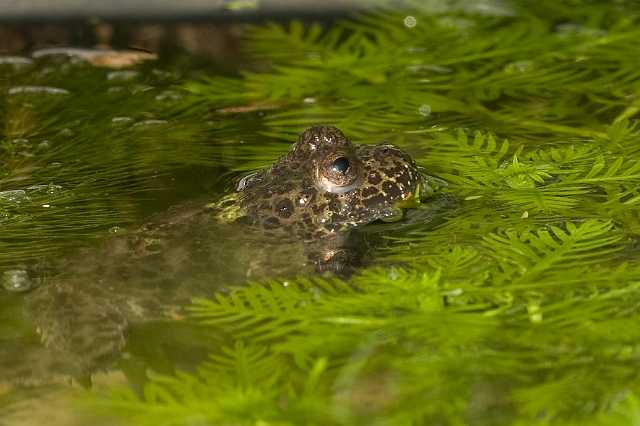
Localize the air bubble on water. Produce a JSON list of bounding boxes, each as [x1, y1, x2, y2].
[[32, 47, 91, 59], [109, 225, 122, 234], [155, 90, 182, 101], [468, 1, 515, 16], [133, 119, 168, 127], [0, 190, 28, 203], [0, 56, 33, 67], [10, 138, 30, 146], [419, 104, 432, 117], [112, 116, 134, 124], [37, 140, 51, 150], [131, 85, 154, 94], [2, 269, 33, 292], [107, 70, 139, 81], [26, 183, 63, 195], [303, 97, 316, 104], [58, 128, 74, 137], [8, 86, 69, 96], [404, 16, 417, 28]]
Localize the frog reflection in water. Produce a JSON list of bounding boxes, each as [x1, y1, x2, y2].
[[8, 126, 434, 384]]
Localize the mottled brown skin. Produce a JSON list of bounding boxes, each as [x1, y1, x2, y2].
[[236, 126, 422, 240]]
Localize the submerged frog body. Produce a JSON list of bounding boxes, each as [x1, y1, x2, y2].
[[2, 126, 437, 386]]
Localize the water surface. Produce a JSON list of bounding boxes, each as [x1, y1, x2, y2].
[[3, 2, 640, 425]]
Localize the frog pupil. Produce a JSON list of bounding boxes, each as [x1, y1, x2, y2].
[[331, 157, 350, 174]]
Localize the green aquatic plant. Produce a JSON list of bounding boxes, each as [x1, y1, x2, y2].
[[0, 59, 259, 268], [186, 1, 640, 144], [80, 1, 640, 425], [1, 0, 640, 424], [89, 220, 640, 425]]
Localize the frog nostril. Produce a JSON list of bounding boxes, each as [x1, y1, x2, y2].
[[331, 157, 350, 174]]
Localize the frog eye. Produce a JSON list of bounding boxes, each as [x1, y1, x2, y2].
[[330, 157, 350, 174], [317, 153, 361, 193]]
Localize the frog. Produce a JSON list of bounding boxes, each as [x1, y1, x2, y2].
[[1, 125, 440, 388], [210, 125, 430, 273], [232, 125, 424, 237]]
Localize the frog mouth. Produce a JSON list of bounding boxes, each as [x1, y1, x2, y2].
[[377, 183, 421, 223], [380, 174, 447, 223]]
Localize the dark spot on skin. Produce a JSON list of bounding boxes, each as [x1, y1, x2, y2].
[[368, 172, 382, 185], [374, 149, 390, 161], [363, 194, 387, 208], [311, 203, 326, 215], [384, 166, 404, 177], [361, 186, 379, 198], [396, 171, 412, 188], [303, 187, 316, 199], [275, 198, 294, 218], [382, 181, 403, 199], [328, 199, 341, 213], [263, 216, 280, 229]]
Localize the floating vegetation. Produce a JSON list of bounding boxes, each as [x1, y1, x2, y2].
[[3, 0, 640, 425]]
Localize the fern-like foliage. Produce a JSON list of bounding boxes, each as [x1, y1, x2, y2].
[[89, 224, 640, 424], [3, 0, 640, 425], [185, 0, 640, 143], [93, 3, 640, 421]]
